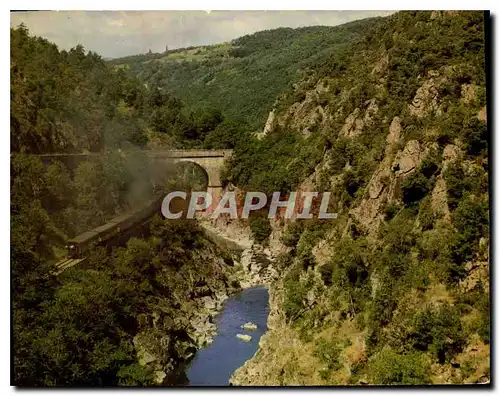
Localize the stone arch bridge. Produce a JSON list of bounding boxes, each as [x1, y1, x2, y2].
[[147, 149, 232, 198], [32, 149, 233, 197]]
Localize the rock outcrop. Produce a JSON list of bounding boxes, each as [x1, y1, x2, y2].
[[132, 229, 241, 385], [340, 99, 379, 139], [409, 73, 443, 118]]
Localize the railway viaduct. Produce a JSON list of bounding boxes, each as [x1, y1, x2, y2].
[[147, 149, 232, 199], [28, 149, 234, 273], [32, 149, 233, 197]]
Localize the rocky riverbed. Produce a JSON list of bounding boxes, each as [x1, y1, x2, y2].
[[186, 219, 279, 348], [132, 218, 280, 385]]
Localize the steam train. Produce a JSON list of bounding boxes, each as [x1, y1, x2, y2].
[[66, 197, 163, 259]]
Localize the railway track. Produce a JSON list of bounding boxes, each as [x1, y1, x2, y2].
[[53, 257, 88, 275]]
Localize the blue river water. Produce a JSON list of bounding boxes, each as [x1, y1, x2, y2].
[[186, 286, 270, 386]]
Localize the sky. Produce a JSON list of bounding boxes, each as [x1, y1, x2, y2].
[[10, 11, 395, 59]]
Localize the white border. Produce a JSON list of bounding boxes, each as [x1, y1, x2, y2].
[[3, 2, 498, 395]]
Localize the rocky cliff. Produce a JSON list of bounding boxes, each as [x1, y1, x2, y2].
[[129, 223, 243, 385], [230, 11, 489, 385]]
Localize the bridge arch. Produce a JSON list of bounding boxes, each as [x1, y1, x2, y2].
[[169, 157, 221, 189], [147, 149, 233, 202], [29, 149, 233, 203]]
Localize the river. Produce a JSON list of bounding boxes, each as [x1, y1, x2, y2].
[[186, 286, 269, 386]]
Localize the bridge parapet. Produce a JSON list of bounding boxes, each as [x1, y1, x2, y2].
[[146, 149, 233, 159], [23, 149, 233, 189]]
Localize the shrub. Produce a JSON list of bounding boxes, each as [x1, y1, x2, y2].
[[448, 197, 489, 267], [401, 170, 433, 206], [281, 221, 305, 247], [384, 201, 400, 221], [379, 213, 417, 255], [418, 197, 435, 230], [462, 118, 487, 156], [368, 348, 431, 385], [410, 304, 466, 363], [117, 363, 155, 386], [443, 160, 467, 210], [314, 338, 343, 371], [249, 215, 272, 244], [330, 239, 369, 289], [283, 272, 308, 320], [318, 264, 333, 286]]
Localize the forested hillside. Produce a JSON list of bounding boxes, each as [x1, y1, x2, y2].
[[11, 26, 239, 386], [11, 24, 240, 153], [109, 18, 382, 131], [11, 10, 490, 387], [229, 11, 490, 385]]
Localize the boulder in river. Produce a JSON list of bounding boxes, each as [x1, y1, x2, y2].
[[236, 334, 252, 342], [241, 322, 258, 331]]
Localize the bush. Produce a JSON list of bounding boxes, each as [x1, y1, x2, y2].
[[379, 212, 417, 255], [418, 197, 435, 230], [410, 304, 466, 363], [314, 338, 343, 371], [462, 118, 487, 156], [368, 348, 430, 385], [400, 150, 441, 207], [117, 363, 155, 386], [249, 215, 272, 244], [401, 170, 433, 206], [283, 270, 309, 320], [330, 239, 369, 290], [449, 196, 489, 266], [443, 161, 467, 210], [281, 221, 305, 247], [384, 201, 400, 221], [275, 252, 293, 271]]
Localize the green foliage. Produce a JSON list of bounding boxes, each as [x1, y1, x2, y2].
[[401, 152, 440, 207], [264, 11, 488, 385], [449, 196, 489, 267], [410, 304, 466, 363], [418, 197, 435, 230], [248, 214, 272, 244], [203, 119, 248, 149], [471, 282, 490, 345], [314, 338, 343, 372], [227, 129, 325, 194], [296, 220, 329, 262], [12, 11, 490, 386], [319, 238, 371, 318], [443, 161, 468, 210], [27, 270, 138, 385], [11, 26, 150, 153], [113, 21, 378, 130], [368, 348, 430, 385], [283, 265, 314, 321], [281, 221, 305, 248], [11, 150, 155, 243], [463, 118, 488, 156], [13, 216, 229, 386], [117, 363, 155, 386], [384, 201, 400, 221], [401, 171, 432, 206], [330, 239, 369, 290], [11, 25, 235, 152]]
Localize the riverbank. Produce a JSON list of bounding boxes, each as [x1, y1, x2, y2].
[[195, 218, 289, 386], [186, 286, 270, 385], [229, 278, 285, 385], [199, 218, 279, 288]]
